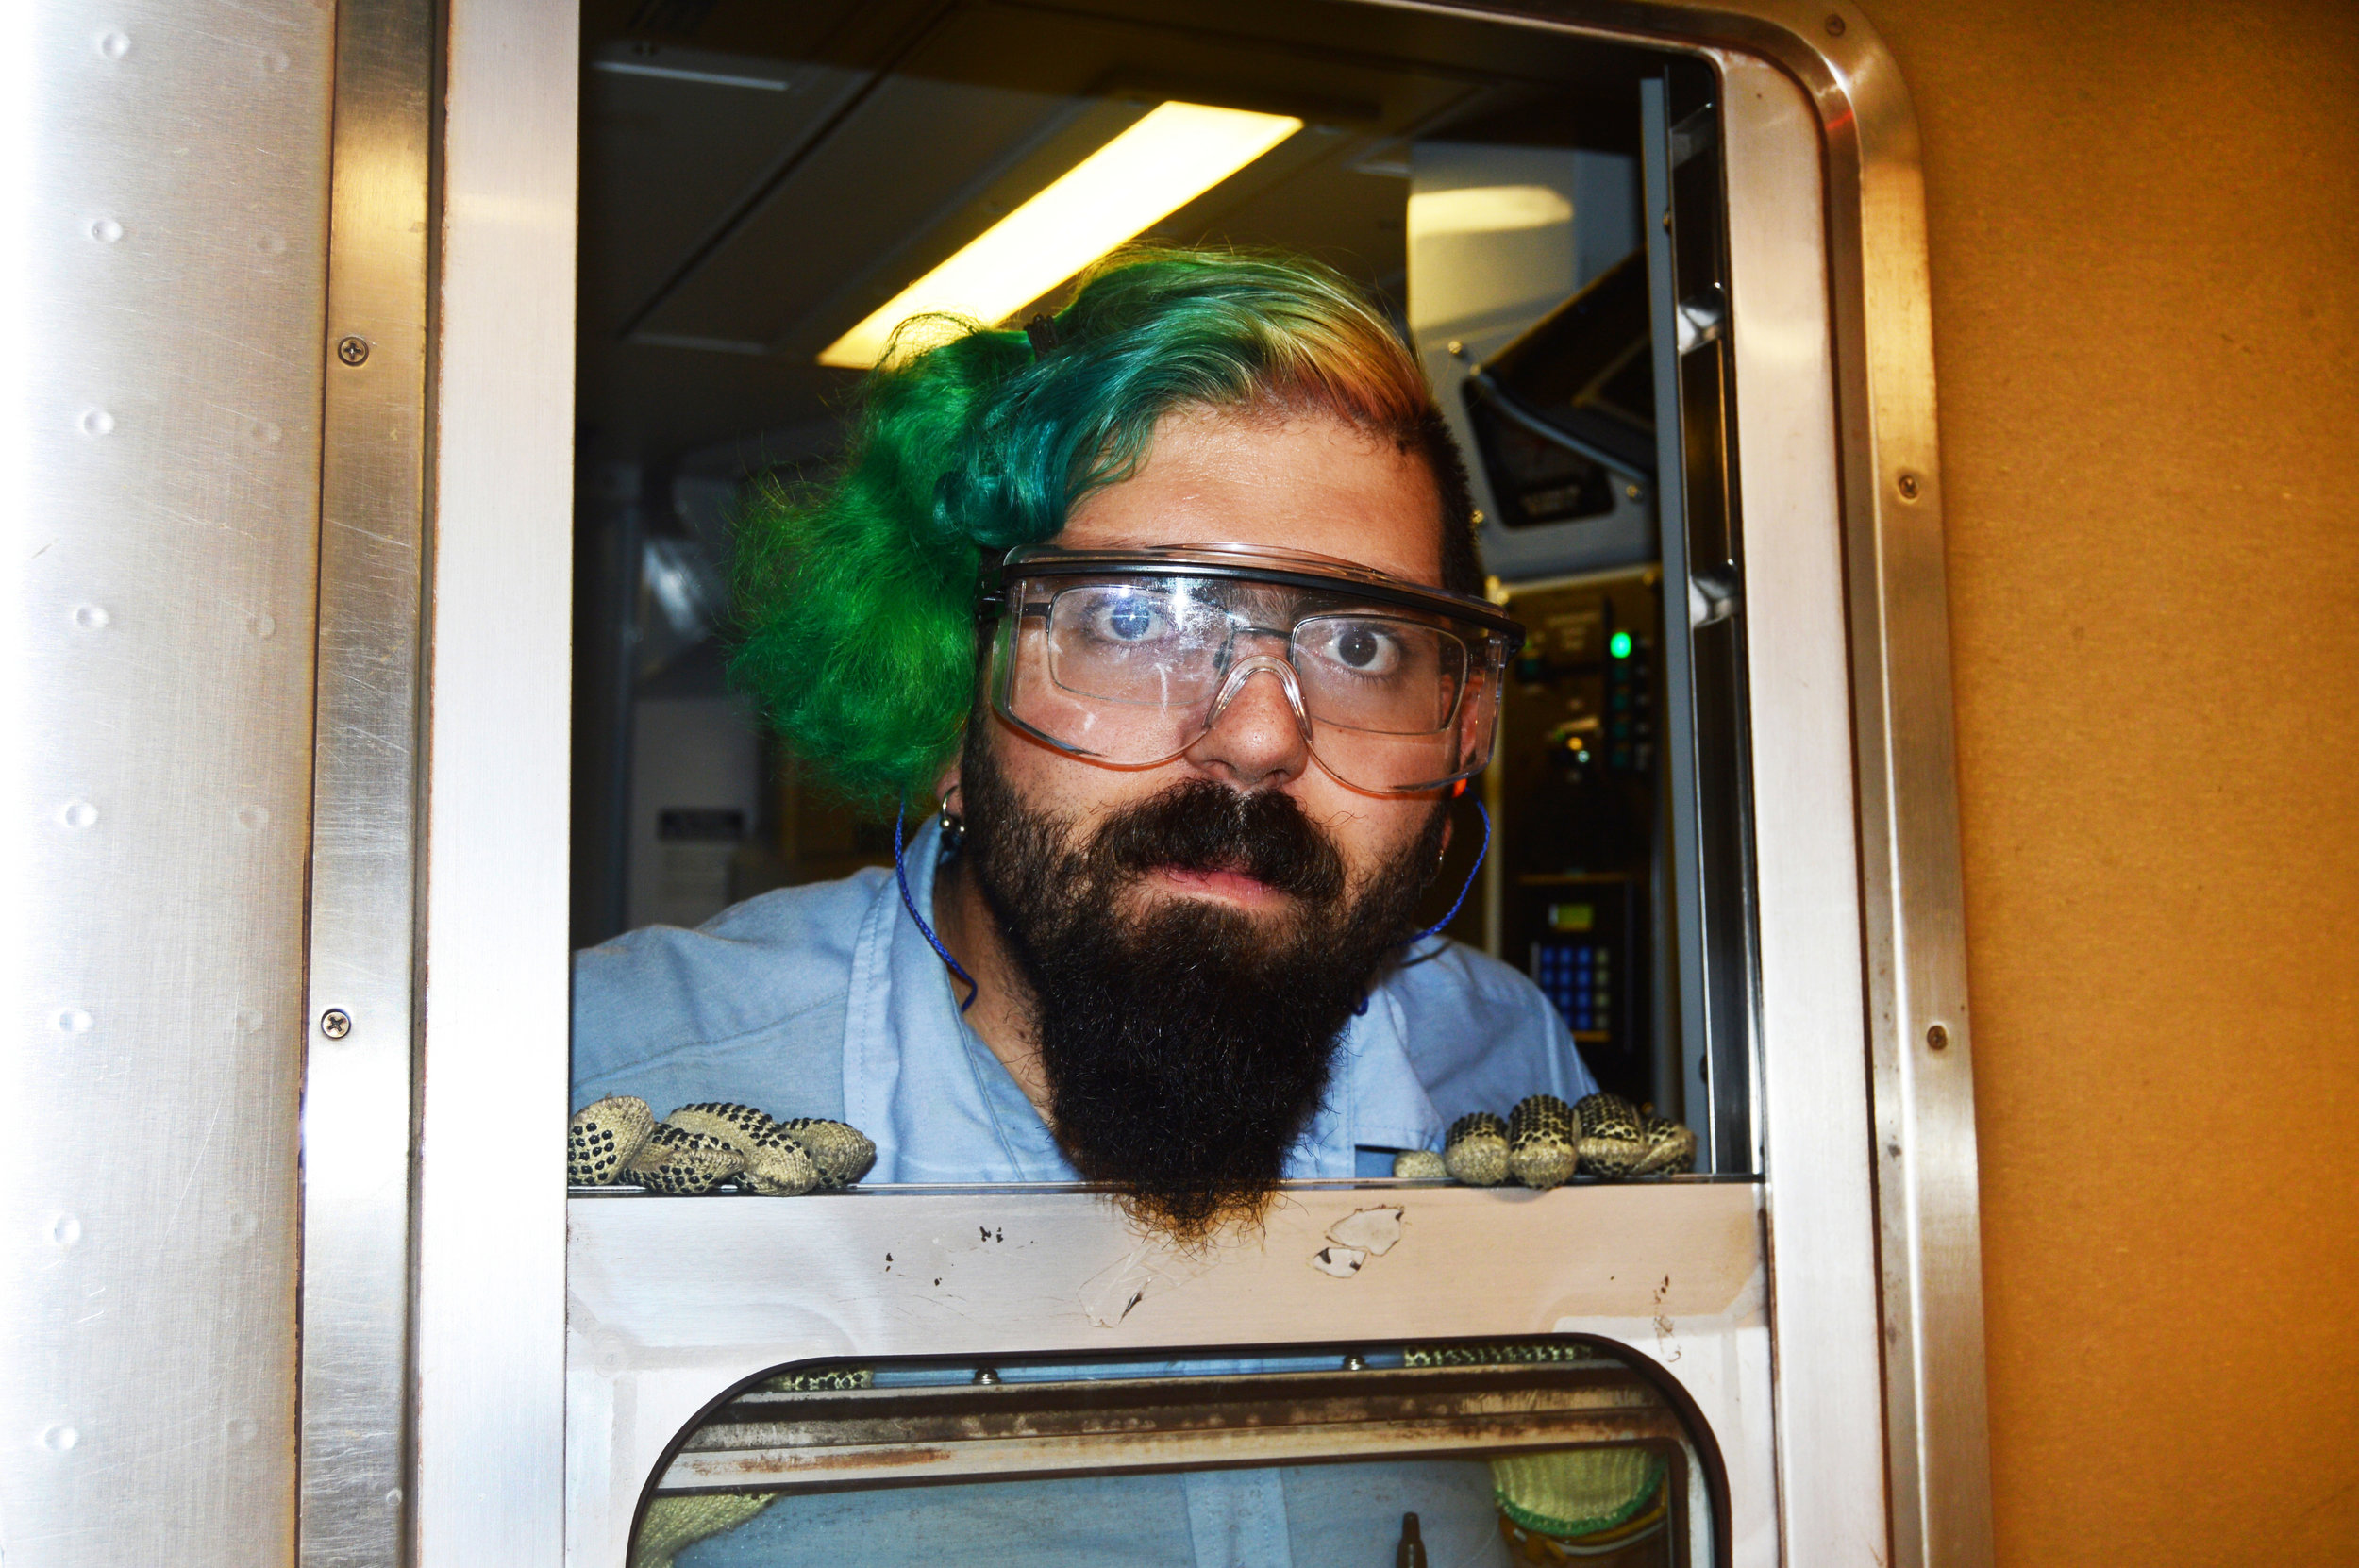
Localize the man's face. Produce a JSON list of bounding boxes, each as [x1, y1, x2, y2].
[[950, 405, 1459, 1237], [983, 404, 1453, 919]]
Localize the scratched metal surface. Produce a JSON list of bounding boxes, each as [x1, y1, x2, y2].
[[297, 0, 436, 1560], [0, 0, 333, 1561], [565, 1182, 1775, 1567]]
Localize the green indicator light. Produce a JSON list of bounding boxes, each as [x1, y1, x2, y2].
[[1609, 630, 1633, 659]]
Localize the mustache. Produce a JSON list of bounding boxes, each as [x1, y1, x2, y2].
[[1085, 778, 1347, 904]]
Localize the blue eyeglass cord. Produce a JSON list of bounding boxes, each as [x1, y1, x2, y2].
[[895, 792, 1490, 1019], [895, 797, 980, 1012], [1409, 795, 1490, 946], [1356, 795, 1490, 1016]]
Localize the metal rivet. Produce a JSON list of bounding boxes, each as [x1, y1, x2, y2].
[[972, 1367, 1000, 1385], [1897, 471, 1922, 500], [233, 1009, 264, 1033], [247, 419, 282, 445], [336, 335, 370, 367], [97, 30, 130, 58], [73, 604, 110, 629], [1826, 13, 1847, 36], [251, 612, 276, 638], [320, 1009, 352, 1039], [255, 233, 286, 256], [1925, 1023, 1949, 1051], [1624, 483, 1643, 501], [261, 49, 289, 73], [55, 1008, 93, 1034], [227, 1211, 259, 1239], [226, 1415, 258, 1443], [49, 1215, 83, 1248], [235, 805, 270, 830], [80, 409, 115, 437], [42, 1426, 79, 1452], [1342, 1353, 1368, 1372], [90, 218, 123, 243], [59, 800, 97, 829], [1445, 340, 1464, 358], [384, 1487, 403, 1510]]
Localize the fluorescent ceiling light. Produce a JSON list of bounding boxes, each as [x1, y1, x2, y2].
[[1406, 185, 1575, 238], [819, 101, 1302, 369], [593, 58, 792, 91]]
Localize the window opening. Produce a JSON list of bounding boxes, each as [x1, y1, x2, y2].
[[568, 2, 1762, 1193], [629, 1341, 1723, 1568]]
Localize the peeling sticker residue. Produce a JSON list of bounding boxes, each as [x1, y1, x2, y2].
[[1309, 1245, 1367, 1277], [1326, 1206, 1404, 1256]]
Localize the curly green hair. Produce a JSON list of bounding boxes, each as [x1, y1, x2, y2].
[[728, 246, 1479, 807]]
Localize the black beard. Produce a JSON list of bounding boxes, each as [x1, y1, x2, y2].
[[956, 726, 1447, 1241]]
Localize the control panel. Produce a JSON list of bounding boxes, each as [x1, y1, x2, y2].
[[1493, 571, 1669, 1110]]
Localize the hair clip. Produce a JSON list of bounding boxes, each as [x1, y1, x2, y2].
[[1024, 313, 1062, 359]]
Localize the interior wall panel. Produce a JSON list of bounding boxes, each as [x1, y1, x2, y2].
[[1, 0, 335, 1562], [1858, 1, 2359, 1560]]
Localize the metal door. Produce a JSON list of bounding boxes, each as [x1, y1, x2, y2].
[[1, 2, 1985, 1566]]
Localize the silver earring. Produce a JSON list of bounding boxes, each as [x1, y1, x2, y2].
[[938, 800, 965, 853]]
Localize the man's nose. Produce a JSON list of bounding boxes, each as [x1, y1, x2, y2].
[[1187, 659, 1311, 790]]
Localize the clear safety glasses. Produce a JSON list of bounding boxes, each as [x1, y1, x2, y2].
[[980, 543, 1526, 796]]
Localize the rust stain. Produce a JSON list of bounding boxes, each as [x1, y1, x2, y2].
[[711, 1444, 949, 1476]]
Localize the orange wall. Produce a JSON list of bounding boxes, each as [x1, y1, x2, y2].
[[1858, 2, 2359, 1560]]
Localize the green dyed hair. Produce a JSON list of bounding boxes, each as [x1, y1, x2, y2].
[[729, 245, 1480, 808]]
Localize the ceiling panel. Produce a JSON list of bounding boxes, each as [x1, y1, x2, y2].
[[635, 70, 1089, 347], [579, 49, 873, 342], [576, 0, 1669, 465]]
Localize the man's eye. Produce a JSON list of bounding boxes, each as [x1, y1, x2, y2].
[[1313, 621, 1403, 676], [1335, 625, 1384, 668], [1091, 598, 1167, 642]]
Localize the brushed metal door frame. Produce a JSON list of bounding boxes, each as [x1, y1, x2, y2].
[[298, 0, 437, 1558]]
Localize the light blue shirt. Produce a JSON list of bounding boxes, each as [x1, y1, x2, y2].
[[573, 818, 1598, 1175], [572, 820, 1599, 1568]]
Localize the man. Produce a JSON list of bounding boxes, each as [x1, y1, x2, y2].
[[574, 248, 1600, 1566]]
